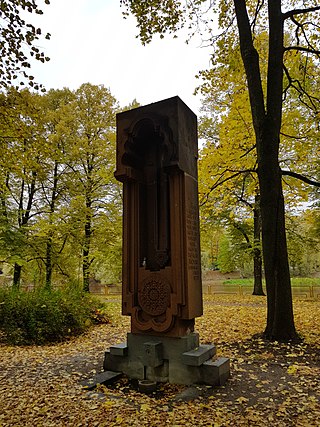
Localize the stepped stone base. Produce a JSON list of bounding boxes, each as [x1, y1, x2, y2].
[[103, 332, 230, 386], [81, 370, 122, 390]]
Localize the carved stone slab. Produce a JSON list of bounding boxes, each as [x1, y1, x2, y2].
[[115, 96, 202, 337]]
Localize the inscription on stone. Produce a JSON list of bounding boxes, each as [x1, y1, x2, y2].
[[186, 203, 201, 281]]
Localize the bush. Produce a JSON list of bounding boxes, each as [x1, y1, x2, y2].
[[0, 286, 109, 345]]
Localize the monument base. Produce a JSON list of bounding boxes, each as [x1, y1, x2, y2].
[[103, 332, 230, 386]]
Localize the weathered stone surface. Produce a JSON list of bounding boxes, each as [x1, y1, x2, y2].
[[201, 357, 231, 386], [143, 342, 163, 367], [104, 349, 145, 380], [110, 342, 128, 356], [115, 96, 202, 337], [127, 332, 199, 361], [182, 344, 216, 366], [81, 371, 122, 390], [168, 361, 201, 385], [145, 361, 169, 383]]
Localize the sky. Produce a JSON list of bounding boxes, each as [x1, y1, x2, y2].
[[29, 0, 214, 116]]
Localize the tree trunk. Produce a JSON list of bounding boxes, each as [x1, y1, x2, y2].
[[258, 131, 296, 340], [234, 0, 298, 341], [252, 250, 263, 295], [45, 236, 53, 290], [12, 168, 37, 290], [252, 194, 264, 296], [13, 263, 22, 289], [45, 162, 59, 291], [82, 206, 92, 293], [82, 248, 90, 293]]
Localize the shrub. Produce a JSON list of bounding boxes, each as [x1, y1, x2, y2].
[[0, 286, 109, 345]]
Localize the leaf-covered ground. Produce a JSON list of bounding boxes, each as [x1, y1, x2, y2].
[[0, 295, 319, 426]]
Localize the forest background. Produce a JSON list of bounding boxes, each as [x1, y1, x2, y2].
[[0, 0, 319, 296]]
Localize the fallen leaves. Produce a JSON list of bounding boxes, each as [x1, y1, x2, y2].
[[0, 295, 319, 426]]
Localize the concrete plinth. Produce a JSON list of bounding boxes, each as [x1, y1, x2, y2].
[[104, 332, 230, 386]]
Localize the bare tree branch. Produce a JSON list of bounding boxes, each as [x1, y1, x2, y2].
[[283, 64, 320, 112], [284, 46, 320, 55], [280, 131, 308, 140], [199, 168, 256, 207], [240, 144, 256, 158], [252, 0, 265, 34], [283, 6, 320, 20], [281, 170, 320, 187]]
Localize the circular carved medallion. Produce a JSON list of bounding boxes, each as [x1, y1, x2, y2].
[[138, 277, 171, 316]]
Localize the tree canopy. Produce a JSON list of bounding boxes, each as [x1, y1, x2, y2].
[[121, 0, 320, 341], [0, 84, 122, 291], [0, 0, 50, 90]]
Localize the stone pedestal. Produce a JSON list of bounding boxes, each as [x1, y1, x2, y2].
[[104, 332, 230, 386]]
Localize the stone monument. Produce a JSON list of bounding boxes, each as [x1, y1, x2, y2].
[[104, 96, 230, 386]]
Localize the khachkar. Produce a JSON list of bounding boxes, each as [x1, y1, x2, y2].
[[104, 96, 230, 385]]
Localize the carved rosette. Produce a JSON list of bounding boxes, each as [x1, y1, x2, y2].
[[138, 277, 171, 316], [132, 274, 175, 333]]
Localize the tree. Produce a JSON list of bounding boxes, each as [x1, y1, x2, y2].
[[198, 27, 319, 294], [36, 88, 75, 289], [198, 144, 264, 293], [121, 0, 320, 340], [0, 85, 122, 291], [64, 83, 119, 292], [286, 210, 320, 276], [233, 1, 319, 340], [0, 88, 48, 288], [0, 0, 51, 90], [216, 233, 236, 273], [198, 65, 264, 294]]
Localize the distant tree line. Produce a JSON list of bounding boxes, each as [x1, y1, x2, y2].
[[0, 84, 123, 291]]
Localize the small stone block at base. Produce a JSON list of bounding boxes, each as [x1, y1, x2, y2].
[[146, 361, 169, 382], [81, 371, 122, 390], [182, 344, 216, 366], [201, 357, 230, 386], [110, 342, 128, 356], [143, 341, 163, 367]]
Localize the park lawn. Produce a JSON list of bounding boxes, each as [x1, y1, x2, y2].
[[223, 277, 320, 287], [0, 294, 319, 426]]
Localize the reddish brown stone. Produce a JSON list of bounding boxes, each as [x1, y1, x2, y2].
[[115, 96, 202, 337]]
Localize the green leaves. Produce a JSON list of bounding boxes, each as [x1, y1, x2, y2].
[[0, 0, 50, 90], [121, 0, 186, 44], [0, 85, 122, 289]]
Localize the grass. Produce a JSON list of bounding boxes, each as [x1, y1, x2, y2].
[[223, 277, 320, 287]]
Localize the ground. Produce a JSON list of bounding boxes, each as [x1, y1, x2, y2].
[[0, 294, 319, 426]]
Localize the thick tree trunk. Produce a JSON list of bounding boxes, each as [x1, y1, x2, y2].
[[252, 195, 264, 295], [252, 250, 263, 295], [260, 1, 297, 340], [234, 0, 298, 340], [258, 131, 297, 340]]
